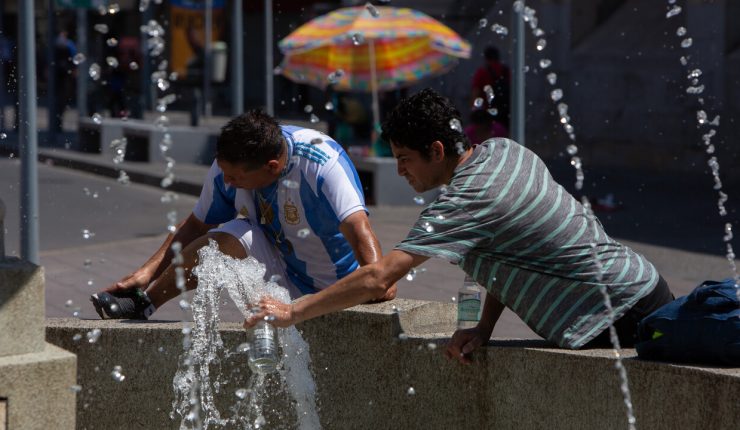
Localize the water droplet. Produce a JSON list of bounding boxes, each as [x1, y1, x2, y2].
[[546, 73, 557, 85], [724, 223, 734, 242], [108, 3, 120, 14], [570, 156, 582, 169], [327, 69, 345, 84], [398, 333, 409, 340], [324, 101, 334, 111], [449, 118, 462, 132], [479, 18, 488, 29], [0, 133, 6, 139], [65, 299, 74, 307], [111, 365, 125, 382], [676, 27, 687, 37], [114, 170, 130, 186], [451, 296, 457, 303], [491, 24, 508, 35], [483, 85, 495, 103], [550, 89, 563, 102], [310, 114, 319, 124], [366, 3, 380, 18], [473, 97, 484, 108], [69, 384, 82, 393], [405, 268, 417, 281], [539, 58, 552, 69], [235, 388, 249, 400], [72, 53, 86, 65], [253, 415, 266, 428], [536, 39, 547, 51], [436, 214, 446, 220], [106, 38, 119, 48], [129, 61, 139, 71], [179, 299, 190, 311], [513, 1, 524, 13], [303, 104, 313, 114], [697, 110, 707, 125], [82, 229, 95, 239], [83, 259, 92, 267], [297, 228, 310, 239], [106, 56, 119, 68], [427, 342, 437, 350], [407, 387, 416, 396], [269, 274, 282, 283], [89, 63, 101, 80], [351, 33, 364, 45], [566, 144, 578, 156], [687, 69, 702, 79], [91, 113, 102, 124], [681, 38, 693, 48], [666, 5, 682, 18], [533, 28, 545, 37], [455, 142, 465, 155], [413, 196, 425, 205], [282, 179, 300, 189], [686, 85, 705, 94], [86, 328, 102, 343], [94, 23, 109, 34]]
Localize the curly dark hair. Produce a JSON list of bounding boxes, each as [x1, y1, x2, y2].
[[216, 110, 284, 169], [380, 88, 470, 160]]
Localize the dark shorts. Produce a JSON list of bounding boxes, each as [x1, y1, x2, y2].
[[582, 276, 674, 349]]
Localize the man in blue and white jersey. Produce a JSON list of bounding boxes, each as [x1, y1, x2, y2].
[[91, 110, 394, 319], [246, 89, 674, 356]]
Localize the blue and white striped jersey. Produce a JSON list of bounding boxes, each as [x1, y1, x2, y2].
[[193, 125, 367, 295]]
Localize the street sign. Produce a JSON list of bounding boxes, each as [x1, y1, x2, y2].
[[54, 0, 107, 8]]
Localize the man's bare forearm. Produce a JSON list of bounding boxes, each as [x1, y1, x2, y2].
[[476, 292, 506, 337], [142, 213, 212, 280]]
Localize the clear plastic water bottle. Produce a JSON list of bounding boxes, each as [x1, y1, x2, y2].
[[246, 318, 279, 374], [457, 275, 482, 329]]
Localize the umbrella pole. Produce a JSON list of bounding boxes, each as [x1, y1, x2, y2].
[[368, 39, 380, 137]]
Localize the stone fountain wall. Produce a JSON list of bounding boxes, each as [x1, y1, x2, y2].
[[47, 298, 740, 430]]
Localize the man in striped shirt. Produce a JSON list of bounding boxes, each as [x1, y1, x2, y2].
[[247, 89, 673, 357], [91, 110, 394, 319]]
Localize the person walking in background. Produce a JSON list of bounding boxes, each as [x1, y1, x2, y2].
[[470, 45, 511, 134]]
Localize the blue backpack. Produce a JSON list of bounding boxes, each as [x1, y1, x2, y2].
[[636, 279, 740, 366]]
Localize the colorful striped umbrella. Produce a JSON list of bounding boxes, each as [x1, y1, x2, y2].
[[277, 4, 471, 126]]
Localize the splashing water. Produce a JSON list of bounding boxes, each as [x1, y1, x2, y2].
[[517, 4, 636, 428], [665, 0, 740, 288], [171, 241, 320, 429]]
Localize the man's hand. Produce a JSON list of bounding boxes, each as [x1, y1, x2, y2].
[[243, 296, 297, 329], [104, 269, 153, 294], [444, 327, 489, 364]]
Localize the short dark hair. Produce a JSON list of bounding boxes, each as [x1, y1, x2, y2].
[[380, 88, 470, 160], [216, 110, 284, 170], [484, 45, 500, 61]]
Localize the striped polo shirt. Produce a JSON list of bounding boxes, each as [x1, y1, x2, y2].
[[396, 138, 659, 349], [193, 125, 367, 295]]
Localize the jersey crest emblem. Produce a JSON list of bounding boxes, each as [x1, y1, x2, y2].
[[284, 198, 300, 225]]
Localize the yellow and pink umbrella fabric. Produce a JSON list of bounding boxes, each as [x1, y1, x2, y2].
[[277, 5, 471, 94]]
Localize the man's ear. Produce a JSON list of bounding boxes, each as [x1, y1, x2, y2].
[[430, 141, 446, 162], [266, 159, 281, 174]]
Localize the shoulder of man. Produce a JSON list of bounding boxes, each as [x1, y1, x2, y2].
[[281, 125, 345, 170]]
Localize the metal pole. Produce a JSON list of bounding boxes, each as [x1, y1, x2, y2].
[[231, 0, 244, 116], [511, 1, 526, 146], [76, 8, 88, 119], [0, 1, 4, 133], [368, 39, 380, 131], [264, 0, 273, 116], [19, 0, 39, 264], [204, 0, 213, 117], [46, 0, 57, 140]]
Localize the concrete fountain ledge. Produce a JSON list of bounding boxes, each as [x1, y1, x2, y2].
[[47, 299, 740, 430]]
